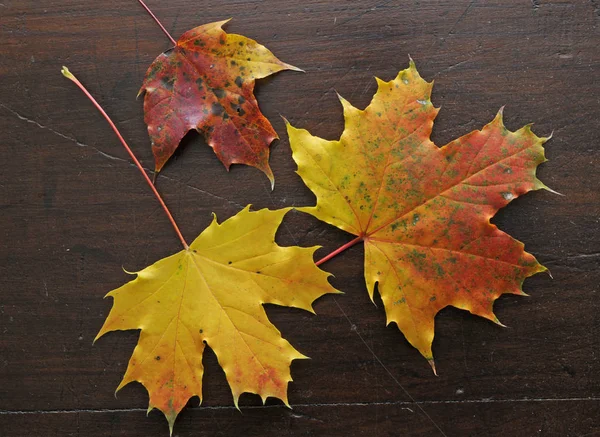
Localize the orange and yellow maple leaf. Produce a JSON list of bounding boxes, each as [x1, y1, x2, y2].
[[95, 207, 338, 433], [286, 60, 552, 371]]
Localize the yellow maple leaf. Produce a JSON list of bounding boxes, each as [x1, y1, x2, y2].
[[286, 60, 551, 372], [96, 206, 338, 433]]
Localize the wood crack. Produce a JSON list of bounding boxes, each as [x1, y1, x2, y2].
[[2, 396, 598, 415]]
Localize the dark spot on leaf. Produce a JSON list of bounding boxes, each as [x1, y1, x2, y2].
[[213, 88, 225, 98], [161, 76, 173, 91], [235, 76, 243, 88], [230, 102, 245, 116], [211, 103, 224, 116], [155, 356, 161, 361], [228, 261, 232, 264], [148, 63, 161, 78], [199, 329, 203, 334]]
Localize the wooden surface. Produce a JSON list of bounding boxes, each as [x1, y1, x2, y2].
[[1, 1, 599, 436]]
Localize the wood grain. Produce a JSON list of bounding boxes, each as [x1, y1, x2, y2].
[[1, 0, 598, 436]]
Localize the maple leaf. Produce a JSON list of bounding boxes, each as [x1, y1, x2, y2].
[[286, 60, 552, 371], [140, 20, 301, 186], [96, 207, 338, 433]]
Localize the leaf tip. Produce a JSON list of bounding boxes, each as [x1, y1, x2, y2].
[[233, 394, 241, 411], [336, 91, 356, 114], [115, 378, 129, 395], [428, 359, 438, 376], [294, 349, 311, 361], [493, 316, 508, 328], [92, 330, 103, 345], [282, 62, 305, 73], [208, 211, 220, 228], [267, 171, 275, 190], [121, 265, 137, 275], [542, 184, 564, 196], [495, 106, 505, 125], [167, 416, 175, 437], [219, 18, 233, 28]]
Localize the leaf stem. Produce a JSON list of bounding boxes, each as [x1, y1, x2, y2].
[[315, 236, 363, 266], [137, 0, 177, 46], [61, 67, 189, 250]]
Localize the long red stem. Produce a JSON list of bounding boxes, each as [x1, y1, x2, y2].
[[315, 236, 363, 266], [62, 67, 189, 250], [137, 0, 177, 46]]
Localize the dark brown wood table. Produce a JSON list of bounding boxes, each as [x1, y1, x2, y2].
[[1, 1, 598, 436]]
